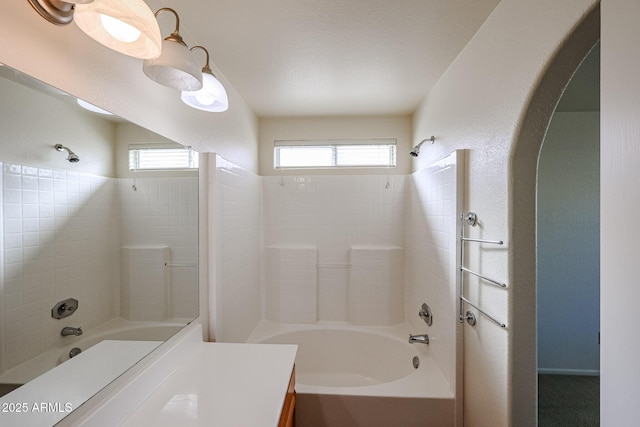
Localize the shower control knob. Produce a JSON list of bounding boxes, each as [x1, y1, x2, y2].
[[51, 298, 79, 319]]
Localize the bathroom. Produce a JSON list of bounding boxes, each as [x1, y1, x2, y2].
[[0, 0, 639, 426]]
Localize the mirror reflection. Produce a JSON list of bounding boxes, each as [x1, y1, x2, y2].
[[0, 65, 198, 418]]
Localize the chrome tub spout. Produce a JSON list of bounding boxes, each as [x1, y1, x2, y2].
[[61, 326, 83, 336], [408, 334, 429, 344]]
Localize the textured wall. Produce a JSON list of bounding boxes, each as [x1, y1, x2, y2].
[[601, 0, 640, 424], [412, 0, 599, 425]]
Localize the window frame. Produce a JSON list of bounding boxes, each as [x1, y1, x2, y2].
[[273, 138, 397, 170], [128, 143, 199, 171]]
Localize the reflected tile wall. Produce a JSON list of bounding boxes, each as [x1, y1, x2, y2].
[[118, 177, 199, 320], [1, 165, 199, 373], [1, 163, 119, 372]]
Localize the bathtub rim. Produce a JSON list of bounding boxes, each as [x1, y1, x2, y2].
[[247, 320, 454, 399], [0, 317, 190, 385]]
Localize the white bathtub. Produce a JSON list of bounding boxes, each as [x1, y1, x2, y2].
[[0, 318, 187, 386], [248, 321, 455, 427]]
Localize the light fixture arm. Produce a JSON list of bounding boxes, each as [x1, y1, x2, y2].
[[155, 7, 187, 47], [190, 46, 214, 75]]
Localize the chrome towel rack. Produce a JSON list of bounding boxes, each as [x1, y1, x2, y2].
[[459, 212, 507, 328]]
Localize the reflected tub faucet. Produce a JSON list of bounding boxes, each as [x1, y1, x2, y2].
[[408, 334, 429, 344], [61, 326, 83, 336]]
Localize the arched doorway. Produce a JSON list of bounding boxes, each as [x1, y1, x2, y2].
[[509, 4, 600, 424], [536, 42, 600, 424]]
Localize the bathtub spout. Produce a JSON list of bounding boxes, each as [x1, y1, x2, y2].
[[61, 326, 83, 336], [408, 334, 429, 345]]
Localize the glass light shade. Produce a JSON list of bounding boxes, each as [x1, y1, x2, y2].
[[73, 0, 161, 60], [181, 72, 229, 112], [143, 40, 203, 91], [76, 98, 114, 115]]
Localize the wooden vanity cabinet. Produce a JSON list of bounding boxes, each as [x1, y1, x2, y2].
[[278, 366, 296, 427]]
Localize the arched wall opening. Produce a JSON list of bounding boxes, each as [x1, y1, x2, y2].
[[509, 4, 600, 424]]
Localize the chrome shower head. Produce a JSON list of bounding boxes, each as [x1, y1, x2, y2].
[[410, 136, 435, 157], [55, 144, 80, 163]]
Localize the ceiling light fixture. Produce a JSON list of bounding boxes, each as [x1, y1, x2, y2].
[[181, 46, 229, 112], [27, 0, 161, 59], [142, 8, 203, 91]]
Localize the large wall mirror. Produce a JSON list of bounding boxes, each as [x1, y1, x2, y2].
[[0, 64, 199, 424]]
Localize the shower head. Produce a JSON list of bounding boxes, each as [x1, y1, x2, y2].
[[410, 136, 435, 157], [54, 144, 80, 163]]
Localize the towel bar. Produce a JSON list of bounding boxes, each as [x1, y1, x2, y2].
[[458, 212, 507, 328]]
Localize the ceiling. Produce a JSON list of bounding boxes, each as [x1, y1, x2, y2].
[[147, 0, 501, 118]]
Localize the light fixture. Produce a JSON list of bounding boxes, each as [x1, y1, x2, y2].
[[181, 46, 229, 112], [410, 136, 435, 157], [27, 0, 161, 59], [142, 8, 203, 91]]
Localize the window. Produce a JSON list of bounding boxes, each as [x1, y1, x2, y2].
[[274, 139, 396, 169], [129, 144, 199, 171]]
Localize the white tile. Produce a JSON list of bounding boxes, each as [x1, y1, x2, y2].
[[38, 177, 53, 191], [38, 168, 53, 177], [4, 173, 22, 189], [22, 175, 39, 190], [4, 233, 23, 249], [22, 204, 39, 218], [4, 218, 23, 234], [4, 188, 21, 203]]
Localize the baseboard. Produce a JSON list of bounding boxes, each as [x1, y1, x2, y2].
[[538, 368, 600, 376]]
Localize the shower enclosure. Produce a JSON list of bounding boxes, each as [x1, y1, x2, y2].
[[212, 151, 464, 426]]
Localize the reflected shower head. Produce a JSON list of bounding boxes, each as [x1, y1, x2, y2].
[[410, 136, 435, 157], [54, 144, 80, 163]]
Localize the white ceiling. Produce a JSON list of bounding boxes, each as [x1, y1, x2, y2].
[[147, 0, 501, 118]]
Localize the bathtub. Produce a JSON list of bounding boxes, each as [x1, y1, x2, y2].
[[248, 321, 455, 427], [0, 318, 187, 386]]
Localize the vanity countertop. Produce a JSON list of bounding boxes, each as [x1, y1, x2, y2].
[[0, 340, 161, 427], [121, 341, 298, 426]]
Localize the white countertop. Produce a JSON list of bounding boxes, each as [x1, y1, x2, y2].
[[121, 342, 298, 427], [0, 340, 161, 427]]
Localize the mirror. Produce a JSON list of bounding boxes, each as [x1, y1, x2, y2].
[[0, 64, 198, 424]]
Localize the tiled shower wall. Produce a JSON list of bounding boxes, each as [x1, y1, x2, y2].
[[1, 165, 199, 373], [404, 151, 463, 394], [211, 155, 261, 342], [118, 176, 199, 320], [262, 175, 406, 324], [1, 163, 119, 372]]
